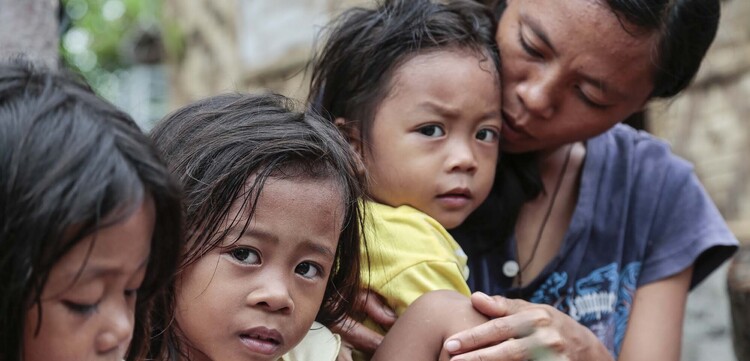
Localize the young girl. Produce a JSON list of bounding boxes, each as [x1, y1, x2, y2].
[[309, 0, 501, 358], [147, 93, 365, 361], [0, 61, 182, 361]]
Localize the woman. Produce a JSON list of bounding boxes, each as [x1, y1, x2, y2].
[[342, 0, 738, 360]]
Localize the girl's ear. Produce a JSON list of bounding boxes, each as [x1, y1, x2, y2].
[[334, 117, 366, 176]]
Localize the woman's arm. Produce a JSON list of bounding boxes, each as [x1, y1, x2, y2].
[[443, 292, 613, 361], [618, 266, 692, 361], [443, 266, 692, 361]]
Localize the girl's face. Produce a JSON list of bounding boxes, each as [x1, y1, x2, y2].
[[23, 199, 155, 361], [175, 176, 344, 361], [497, 0, 658, 153], [363, 50, 502, 229]]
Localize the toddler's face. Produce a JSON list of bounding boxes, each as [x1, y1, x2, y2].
[[23, 199, 155, 361], [175, 176, 344, 361], [363, 50, 502, 229]]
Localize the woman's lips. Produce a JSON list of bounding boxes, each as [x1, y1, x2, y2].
[[502, 111, 532, 141]]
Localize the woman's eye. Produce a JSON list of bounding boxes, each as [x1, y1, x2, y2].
[[518, 30, 543, 58], [575, 87, 609, 110], [230, 247, 260, 265], [476, 129, 499, 142], [417, 125, 445, 137], [124, 288, 139, 298], [63, 301, 98, 316], [295, 262, 322, 279]]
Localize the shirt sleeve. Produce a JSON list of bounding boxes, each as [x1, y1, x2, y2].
[[377, 261, 472, 315], [639, 167, 738, 289]]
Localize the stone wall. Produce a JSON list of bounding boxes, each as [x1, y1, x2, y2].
[[164, 0, 367, 106], [649, 0, 750, 242]]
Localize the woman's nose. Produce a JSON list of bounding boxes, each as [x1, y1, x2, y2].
[[515, 68, 558, 119]]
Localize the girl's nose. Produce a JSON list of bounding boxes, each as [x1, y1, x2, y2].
[[95, 305, 133, 355], [246, 275, 295, 314]]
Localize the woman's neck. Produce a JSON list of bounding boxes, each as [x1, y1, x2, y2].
[[537, 142, 584, 195]]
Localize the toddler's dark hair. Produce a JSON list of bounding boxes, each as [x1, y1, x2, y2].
[[309, 0, 499, 141]]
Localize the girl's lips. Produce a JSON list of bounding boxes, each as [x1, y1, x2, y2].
[[239, 327, 284, 356]]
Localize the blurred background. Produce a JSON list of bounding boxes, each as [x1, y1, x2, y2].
[[0, 0, 748, 359]]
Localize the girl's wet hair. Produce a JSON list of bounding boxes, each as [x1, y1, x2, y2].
[[309, 0, 499, 141], [149, 93, 365, 360], [0, 60, 182, 361]]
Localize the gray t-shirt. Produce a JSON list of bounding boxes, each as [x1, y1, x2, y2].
[[456, 124, 738, 357]]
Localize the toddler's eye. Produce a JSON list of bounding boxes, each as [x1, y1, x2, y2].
[[417, 125, 445, 137], [295, 262, 322, 279], [476, 128, 499, 142], [230, 247, 260, 265]]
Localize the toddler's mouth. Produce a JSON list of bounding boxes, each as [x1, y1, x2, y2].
[[239, 327, 283, 355]]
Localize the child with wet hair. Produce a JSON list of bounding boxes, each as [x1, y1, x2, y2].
[[0, 60, 182, 361]]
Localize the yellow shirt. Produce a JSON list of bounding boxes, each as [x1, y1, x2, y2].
[[361, 202, 471, 335], [280, 322, 341, 361]]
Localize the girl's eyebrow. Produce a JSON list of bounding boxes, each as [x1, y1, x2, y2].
[[242, 228, 335, 260], [65, 256, 150, 283]]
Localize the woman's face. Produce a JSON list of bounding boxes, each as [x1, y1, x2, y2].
[[497, 0, 658, 153]]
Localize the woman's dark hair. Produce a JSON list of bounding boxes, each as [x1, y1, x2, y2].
[[0, 60, 183, 361], [148, 93, 366, 360], [489, 0, 720, 99], [309, 0, 499, 142]]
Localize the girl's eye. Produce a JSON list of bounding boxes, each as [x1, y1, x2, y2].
[[417, 125, 445, 137], [295, 262, 322, 279], [63, 301, 98, 316], [518, 30, 543, 58], [230, 247, 261, 265], [476, 128, 499, 142]]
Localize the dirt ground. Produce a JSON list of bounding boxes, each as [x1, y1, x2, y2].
[[681, 263, 736, 361]]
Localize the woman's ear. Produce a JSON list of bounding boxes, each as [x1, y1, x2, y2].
[[334, 117, 366, 176]]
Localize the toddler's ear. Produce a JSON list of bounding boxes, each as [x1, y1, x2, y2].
[[334, 117, 366, 176], [334, 117, 363, 155]]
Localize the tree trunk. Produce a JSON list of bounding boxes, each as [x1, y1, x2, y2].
[[0, 0, 59, 68], [728, 244, 750, 361]]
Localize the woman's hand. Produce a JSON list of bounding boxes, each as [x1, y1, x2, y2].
[[331, 289, 397, 355], [443, 292, 613, 361]]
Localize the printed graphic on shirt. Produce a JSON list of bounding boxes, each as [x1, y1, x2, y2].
[[529, 262, 641, 356]]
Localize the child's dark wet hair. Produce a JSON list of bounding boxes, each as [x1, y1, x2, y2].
[[309, 0, 499, 140], [0, 60, 182, 361], [149, 93, 366, 360]]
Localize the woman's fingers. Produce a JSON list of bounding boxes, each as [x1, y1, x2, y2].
[[331, 316, 384, 353], [447, 328, 569, 361], [361, 289, 397, 327], [469, 292, 522, 318]]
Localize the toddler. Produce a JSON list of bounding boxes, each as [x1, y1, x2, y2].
[[310, 0, 501, 358]]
